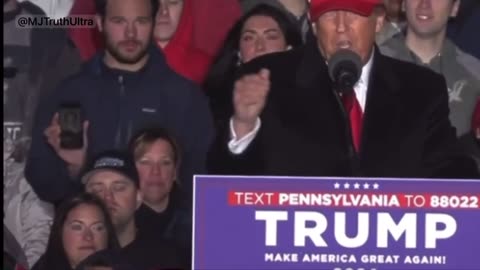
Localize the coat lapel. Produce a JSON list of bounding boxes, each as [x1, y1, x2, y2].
[[275, 39, 343, 140], [360, 50, 402, 169]]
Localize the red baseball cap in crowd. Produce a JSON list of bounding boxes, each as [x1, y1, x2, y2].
[[309, 0, 382, 21]]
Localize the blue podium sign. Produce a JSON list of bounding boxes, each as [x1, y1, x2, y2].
[[193, 176, 480, 270]]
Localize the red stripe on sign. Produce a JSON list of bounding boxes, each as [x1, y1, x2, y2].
[[227, 191, 480, 209], [228, 191, 239, 205]]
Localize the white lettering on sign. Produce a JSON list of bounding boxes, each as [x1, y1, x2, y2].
[[404, 255, 447, 264], [255, 211, 288, 246], [278, 193, 400, 207], [425, 214, 457, 249], [235, 192, 275, 205], [264, 253, 298, 262], [294, 211, 328, 247], [377, 213, 417, 248], [255, 211, 457, 249], [335, 212, 369, 248]]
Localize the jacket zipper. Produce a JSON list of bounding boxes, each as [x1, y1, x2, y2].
[[114, 75, 125, 148]]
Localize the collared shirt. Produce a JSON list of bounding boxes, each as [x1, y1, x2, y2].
[[355, 51, 374, 112], [228, 50, 375, 154]]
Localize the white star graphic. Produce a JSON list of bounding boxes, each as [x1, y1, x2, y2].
[[373, 183, 380, 190], [363, 183, 370, 190], [354, 183, 360, 189], [344, 183, 350, 189], [334, 182, 340, 189]]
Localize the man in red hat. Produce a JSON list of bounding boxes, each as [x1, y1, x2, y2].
[[207, 0, 479, 178]]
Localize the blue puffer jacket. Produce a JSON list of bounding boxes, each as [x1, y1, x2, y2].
[[25, 45, 214, 204]]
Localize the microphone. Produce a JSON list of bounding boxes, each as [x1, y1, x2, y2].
[[328, 49, 363, 176], [328, 49, 362, 94]]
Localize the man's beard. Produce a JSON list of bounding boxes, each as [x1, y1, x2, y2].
[[105, 37, 150, 65]]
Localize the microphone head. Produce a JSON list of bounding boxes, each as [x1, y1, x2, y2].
[[328, 49, 363, 93]]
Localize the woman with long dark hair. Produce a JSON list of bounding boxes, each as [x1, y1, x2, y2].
[[32, 193, 119, 270], [204, 4, 303, 127]]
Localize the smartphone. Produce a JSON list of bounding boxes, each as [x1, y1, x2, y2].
[[58, 103, 84, 149]]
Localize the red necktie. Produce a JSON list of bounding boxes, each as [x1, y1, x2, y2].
[[342, 90, 363, 153]]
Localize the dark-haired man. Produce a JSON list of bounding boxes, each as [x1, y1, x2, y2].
[[25, 0, 213, 205], [380, 0, 480, 141], [82, 151, 186, 270]]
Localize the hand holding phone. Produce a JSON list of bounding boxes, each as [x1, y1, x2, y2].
[[58, 103, 84, 149], [44, 105, 89, 177]]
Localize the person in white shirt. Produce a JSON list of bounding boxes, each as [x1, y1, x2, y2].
[[206, 0, 479, 179]]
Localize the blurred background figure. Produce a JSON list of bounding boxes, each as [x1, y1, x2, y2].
[[191, 0, 243, 59], [376, 0, 406, 45], [380, 0, 480, 140], [154, 0, 211, 84], [32, 193, 119, 270], [4, 162, 54, 269], [67, 0, 103, 61], [447, 0, 480, 59], [4, 224, 28, 270], [4, 0, 80, 268], [4, 0, 81, 165], [240, 0, 311, 41], [17, 0, 105, 62], [204, 4, 302, 128], [18, 0, 74, 19]]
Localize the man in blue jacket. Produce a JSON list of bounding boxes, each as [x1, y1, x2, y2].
[[25, 0, 214, 205]]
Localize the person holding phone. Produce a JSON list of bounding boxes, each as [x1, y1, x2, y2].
[[25, 0, 213, 205]]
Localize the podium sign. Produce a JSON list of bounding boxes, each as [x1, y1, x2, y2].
[[192, 176, 480, 270]]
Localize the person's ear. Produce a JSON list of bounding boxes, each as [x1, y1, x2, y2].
[[451, 0, 461, 18]]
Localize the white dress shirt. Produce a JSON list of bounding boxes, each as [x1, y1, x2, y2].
[[228, 51, 375, 154]]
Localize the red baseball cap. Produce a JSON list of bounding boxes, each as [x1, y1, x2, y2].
[[309, 0, 382, 21]]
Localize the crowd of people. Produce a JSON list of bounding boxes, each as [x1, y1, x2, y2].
[[4, 0, 480, 269]]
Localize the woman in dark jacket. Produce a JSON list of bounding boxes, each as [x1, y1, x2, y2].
[[32, 193, 119, 270], [129, 127, 192, 265], [204, 4, 303, 127]]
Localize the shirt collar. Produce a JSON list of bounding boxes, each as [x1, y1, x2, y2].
[[356, 49, 374, 90]]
